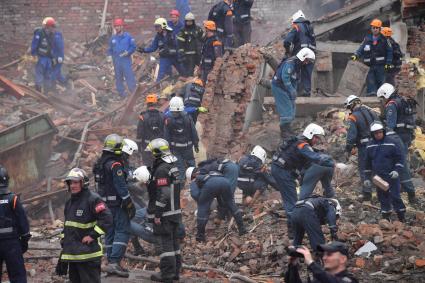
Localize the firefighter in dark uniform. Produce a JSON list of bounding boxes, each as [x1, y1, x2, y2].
[[146, 138, 182, 283], [233, 0, 254, 47], [176, 12, 204, 77], [382, 27, 403, 85], [283, 10, 316, 97], [181, 78, 205, 123], [377, 83, 417, 204], [199, 20, 223, 83], [93, 134, 136, 277], [137, 94, 165, 167], [208, 0, 234, 50], [57, 168, 112, 283], [344, 95, 379, 201], [291, 196, 340, 252], [0, 165, 31, 283]]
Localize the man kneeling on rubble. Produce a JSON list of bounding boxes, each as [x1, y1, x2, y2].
[[285, 242, 358, 283]]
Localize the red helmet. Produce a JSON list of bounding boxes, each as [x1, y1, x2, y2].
[[170, 9, 180, 17], [113, 18, 124, 27], [45, 18, 56, 27]]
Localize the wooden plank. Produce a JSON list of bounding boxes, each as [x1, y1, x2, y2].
[[22, 188, 67, 204], [0, 74, 26, 99]]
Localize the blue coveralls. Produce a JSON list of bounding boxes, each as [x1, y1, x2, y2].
[[271, 137, 335, 224], [31, 28, 65, 92], [167, 20, 184, 37], [355, 33, 393, 96], [233, 0, 254, 47], [143, 30, 184, 82], [384, 96, 416, 195], [0, 190, 30, 283], [292, 197, 337, 251], [346, 105, 378, 195], [364, 136, 406, 218], [164, 112, 199, 181], [283, 17, 316, 97], [271, 57, 301, 128], [108, 32, 137, 97], [200, 35, 223, 83]]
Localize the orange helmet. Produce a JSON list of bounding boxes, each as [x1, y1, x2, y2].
[[146, 93, 158, 104], [370, 19, 382, 28], [381, 27, 393, 37], [114, 18, 124, 27], [194, 78, 204, 86], [203, 20, 216, 31]]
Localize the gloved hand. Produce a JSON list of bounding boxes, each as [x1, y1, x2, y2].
[[137, 46, 146, 54], [57, 57, 63, 64], [194, 145, 200, 153], [20, 239, 29, 253], [364, 180, 372, 188], [119, 50, 129, 57], [106, 56, 112, 63], [55, 253, 69, 276], [385, 64, 394, 71], [121, 197, 136, 219], [197, 106, 208, 113], [351, 55, 358, 61], [389, 170, 399, 179]]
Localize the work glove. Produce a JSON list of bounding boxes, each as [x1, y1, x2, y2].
[[19, 234, 31, 254], [55, 253, 69, 276], [119, 50, 129, 57], [350, 55, 358, 61], [137, 46, 145, 54], [197, 106, 208, 113], [385, 64, 394, 71], [389, 170, 399, 179], [106, 56, 112, 63], [363, 180, 372, 188], [194, 145, 200, 153], [121, 197, 136, 219], [57, 57, 63, 64]]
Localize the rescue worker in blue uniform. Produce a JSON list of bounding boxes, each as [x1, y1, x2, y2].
[[199, 21, 223, 83], [57, 168, 112, 283], [233, 0, 254, 47], [93, 135, 136, 277], [292, 197, 340, 251], [272, 48, 315, 138], [352, 19, 393, 96], [382, 27, 403, 85], [31, 17, 64, 94], [364, 121, 406, 221], [344, 95, 379, 201], [271, 123, 335, 237], [208, 0, 234, 50], [146, 139, 182, 283], [176, 12, 204, 77], [238, 145, 278, 203], [377, 83, 417, 203], [164, 97, 199, 182], [0, 165, 31, 283], [137, 94, 165, 168], [168, 9, 184, 37], [283, 10, 316, 97], [140, 18, 184, 82], [107, 18, 137, 98], [186, 163, 247, 242], [181, 78, 205, 123]]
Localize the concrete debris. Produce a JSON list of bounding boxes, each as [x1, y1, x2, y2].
[[354, 241, 378, 257]]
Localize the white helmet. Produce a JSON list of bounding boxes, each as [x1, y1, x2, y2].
[[133, 166, 151, 183], [185, 12, 195, 21], [296, 48, 315, 62], [329, 199, 342, 217], [251, 145, 267, 164], [292, 10, 305, 22], [377, 83, 395, 99], [169, 96, 184, 112], [186, 167, 196, 181], [122, 138, 138, 156], [344, 95, 360, 109], [303, 123, 325, 140], [370, 121, 384, 132]]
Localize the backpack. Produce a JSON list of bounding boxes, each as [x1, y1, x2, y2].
[[145, 110, 165, 138], [400, 97, 417, 116], [208, 3, 222, 23]]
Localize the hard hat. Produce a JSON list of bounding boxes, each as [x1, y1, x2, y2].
[[169, 96, 184, 112], [185, 12, 195, 21], [146, 93, 158, 104], [65, 168, 89, 188], [113, 18, 124, 27], [44, 17, 56, 27], [370, 19, 382, 28], [154, 18, 168, 29], [133, 166, 151, 183], [291, 10, 305, 22], [103, 133, 123, 154], [377, 83, 395, 99], [296, 47, 315, 62], [203, 20, 216, 31], [194, 78, 204, 86], [122, 138, 138, 156], [251, 145, 267, 164], [329, 199, 342, 217], [370, 121, 384, 132], [0, 165, 9, 188], [303, 123, 325, 140], [42, 17, 55, 26], [381, 27, 393, 37], [186, 167, 196, 181], [147, 138, 172, 158], [344, 95, 361, 109], [170, 9, 180, 17]]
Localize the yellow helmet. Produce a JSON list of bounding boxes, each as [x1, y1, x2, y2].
[[154, 18, 168, 29]]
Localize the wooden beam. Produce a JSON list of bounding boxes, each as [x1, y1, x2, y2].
[[0, 74, 25, 99]]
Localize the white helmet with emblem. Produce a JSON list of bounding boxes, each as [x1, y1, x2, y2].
[[122, 138, 138, 156], [133, 166, 151, 183], [296, 47, 315, 62], [377, 83, 395, 99], [302, 123, 325, 140], [251, 145, 267, 164]]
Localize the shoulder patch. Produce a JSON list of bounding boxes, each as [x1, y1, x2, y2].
[[297, 142, 308, 149], [348, 114, 357, 122], [116, 169, 123, 176], [226, 10, 233, 16], [95, 202, 106, 213], [156, 178, 168, 186], [111, 161, 122, 169], [213, 40, 222, 46]]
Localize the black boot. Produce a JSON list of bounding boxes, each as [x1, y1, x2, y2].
[[287, 221, 294, 240], [396, 211, 405, 222], [382, 212, 392, 221], [151, 272, 173, 283], [408, 192, 417, 204], [131, 236, 147, 256], [235, 213, 247, 236], [280, 124, 293, 140], [196, 221, 207, 242]]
